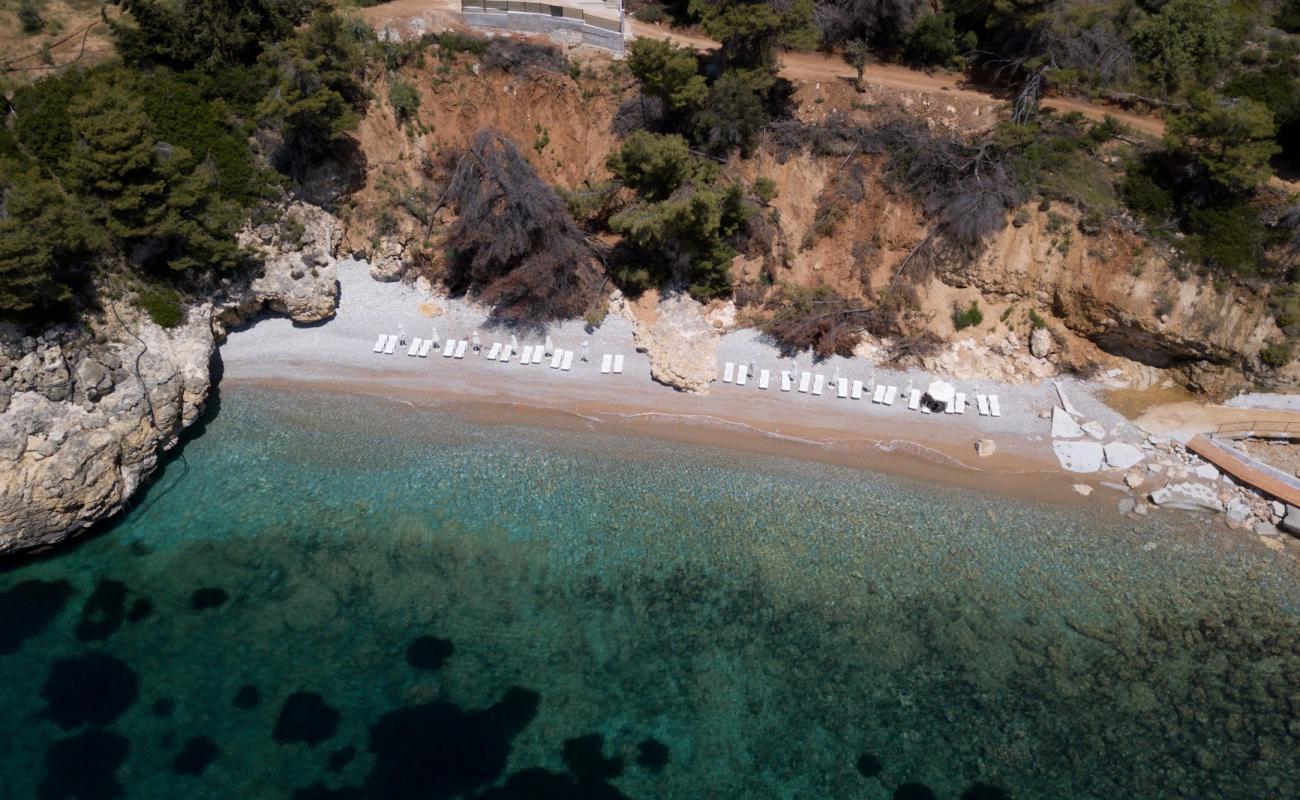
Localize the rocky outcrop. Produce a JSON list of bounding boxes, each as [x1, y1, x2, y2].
[[942, 207, 1279, 396], [2, 202, 344, 555], [0, 306, 215, 554], [225, 202, 342, 328], [617, 292, 719, 393]]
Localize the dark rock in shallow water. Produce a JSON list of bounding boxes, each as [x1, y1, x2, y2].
[[275, 692, 340, 747], [0, 579, 73, 655], [562, 733, 623, 783], [191, 587, 229, 610], [39, 727, 130, 800], [126, 597, 153, 623], [151, 698, 175, 718], [478, 766, 631, 800], [636, 738, 669, 772], [76, 580, 128, 641], [962, 783, 1012, 800], [405, 636, 454, 672], [364, 686, 539, 799], [328, 745, 357, 773], [293, 783, 363, 800], [856, 753, 882, 778], [173, 735, 220, 776], [894, 783, 937, 800], [233, 684, 262, 710], [42, 653, 140, 729]]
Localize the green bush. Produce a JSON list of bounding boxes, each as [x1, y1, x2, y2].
[[1028, 309, 1047, 329], [18, 0, 45, 34], [953, 300, 983, 330], [135, 287, 185, 328], [632, 3, 665, 23], [388, 78, 420, 126], [1184, 201, 1267, 276], [1120, 169, 1175, 222], [435, 31, 489, 57], [1260, 341, 1291, 368], [904, 13, 965, 67], [754, 176, 777, 204]]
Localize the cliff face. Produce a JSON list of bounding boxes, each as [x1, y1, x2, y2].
[[942, 208, 1279, 396], [0, 203, 341, 555]]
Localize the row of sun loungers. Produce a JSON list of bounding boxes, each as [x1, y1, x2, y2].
[[373, 333, 625, 375], [718, 361, 1002, 417]]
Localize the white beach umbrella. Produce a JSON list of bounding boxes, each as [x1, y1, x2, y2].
[[544, 335, 554, 355], [510, 334, 519, 351], [430, 325, 439, 345], [472, 331, 481, 349], [926, 380, 956, 405]]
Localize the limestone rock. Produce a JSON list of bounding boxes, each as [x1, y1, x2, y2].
[[369, 237, 405, 282], [1253, 519, 1279, 536], [1073, 483, 1093, 496], [1104, 442, 1145, 470], [1225, 498, 1252, 528], [231, 202, 342, 325], [74, 358, 114, 401], [621, 292, 718, 393], [1030, 326, 1053, 358], [1149, 482, 1224, 512], [1280, 505, 1300, 536], [975, 438, 997, 457], [0, 305, 215, 554], [1124, 469, 1145, 488], [1053, 440, 1104, 473], [1081, 421, 1106, 440], [1193, 464, 1220, 480], [1051, 406, 1083, 438]]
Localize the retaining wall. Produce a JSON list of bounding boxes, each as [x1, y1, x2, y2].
[[462, 9, 625, 55]]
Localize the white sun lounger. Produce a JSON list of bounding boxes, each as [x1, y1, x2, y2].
[[851, 379, 863, 400], [500, 345, 513, 362], [812, 374, 825, 396], [532, 347, 544, 364], [944, 395, 956, 413], [373, 334, 388, 353], [908, 389, 921, 410], [872, 384, 886, 403], [758, 369, 770, 390], [976, 394, 990, 416], [561, 350, 574, 371], [737, 365, 748, 386], [407, 338, 422, 357], [418, 339, 434, 358], [780, 371, 792, 392], [384, 336, 397, 355], [954, 392, 966, 414], [454, 340, 468, 358], [613, 355, 624, 374], [989, 395, 1002, 417], [722, 362, 735, 383], [798, 372, 811, 393], [601, 354, 612, 374], [550, 350, 564, 369], [836, 378, 848, 398], [486, 342, 501, 360], [442, 340, 456, 358], [884, 386, 898, 405], [520, 345, 533, 364]]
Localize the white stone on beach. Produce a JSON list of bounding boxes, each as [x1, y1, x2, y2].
[[1194, 464, 1220, 480], [1225, 499, 1251, 528], [1053, 440, 1104, 473], [1103, 442, 1145, 470], [1073, 483, 1093, 496], [1051, 406, 1084, 438], [975, 439, 997, 457], [1149, 482, 1224, 512], [1081, 421, 1106, 440]]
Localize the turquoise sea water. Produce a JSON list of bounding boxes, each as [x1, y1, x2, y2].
[[2, 385, 1299, 800]]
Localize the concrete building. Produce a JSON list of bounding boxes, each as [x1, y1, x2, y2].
[[459, 0, 627, 55]]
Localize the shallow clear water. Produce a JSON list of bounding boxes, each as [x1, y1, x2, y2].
[[2, 385, 1299, 800]]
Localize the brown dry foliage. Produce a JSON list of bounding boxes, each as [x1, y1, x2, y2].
[[443, 129, 603, 325]]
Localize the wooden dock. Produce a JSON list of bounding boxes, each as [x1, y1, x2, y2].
[[1186, 435, 1300, 507]]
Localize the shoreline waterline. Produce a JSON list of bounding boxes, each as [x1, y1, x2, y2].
[[224, 372, 1091, 509]]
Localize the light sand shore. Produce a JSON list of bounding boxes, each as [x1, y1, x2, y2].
[[220, 261, 1139, 506]]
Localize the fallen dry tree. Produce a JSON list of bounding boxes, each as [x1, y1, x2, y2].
[[442, 129, 603, 325]]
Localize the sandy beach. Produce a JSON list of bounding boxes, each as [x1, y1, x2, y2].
[[215, 261, 1162, 507]]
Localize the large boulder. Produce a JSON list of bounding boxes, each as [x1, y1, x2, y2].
[[1030, 326, 1053, 358], [621, 292, 719, 393], [1149, 482, 1224, 512], [230, 202, 342, 326]]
